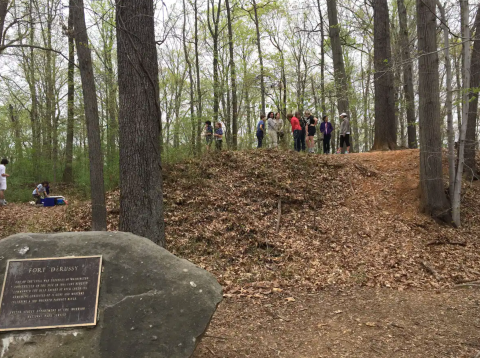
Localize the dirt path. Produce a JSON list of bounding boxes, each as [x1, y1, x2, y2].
[[194, 287, 480, 357]]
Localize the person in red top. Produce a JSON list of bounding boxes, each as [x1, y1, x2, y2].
[[288, 113, 301, 152]]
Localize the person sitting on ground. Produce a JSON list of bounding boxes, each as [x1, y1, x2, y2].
[[320, 115, 334, 154], [336, 113, 351, 154], [256, 114, 266, 148], [214, 122, 223, 151], [32, 181, 50, 204], [204, 121, 214, 151], [305, 111, 318, 153], [289, 113, 302, 152], [0, 158, 10, 206]]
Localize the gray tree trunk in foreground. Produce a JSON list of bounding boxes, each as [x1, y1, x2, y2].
[[465, 4, 480, 180], [72, 0, 107, 231], [397, 0, 417, 148], [451, 0, 472, 227], [372, 0, 397, 150], [116, 0, 165, 245], [436, 0, 455, 201], [416, 0, 452, 224]]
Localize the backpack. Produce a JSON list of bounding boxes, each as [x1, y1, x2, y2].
[[299, 117, 307, 128]]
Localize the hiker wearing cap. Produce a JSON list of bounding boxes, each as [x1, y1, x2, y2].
[[320, 115, 334, 154], [336, 113, 351, 154]]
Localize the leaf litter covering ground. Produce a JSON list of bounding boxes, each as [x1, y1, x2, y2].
[[1, 149, 480, 295], [1, 149, 480, 357]]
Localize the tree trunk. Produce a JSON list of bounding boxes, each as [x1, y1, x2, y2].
[[226, 0, 238, 150], [436, 0, 455, 200], [465, 4, 480, 180], [28, 0, 39, 179], [252, 0, 266, 115], [416, 0, 451, 223], [72, 0, 107, 231], [397, 0, 417, 148], [182, 0, 196, 154], [326, 0, 349, 117], [451, 0, 472, 227], [9, 105, 22, 159], [194, 0, 203, 153], [317, 0, 326, 117], [116, 0, 165, 244], [207, 0, 222, 124], [63, 0, 75, 183], [372, 0, 396, 150], [0, 0, 8, 47]]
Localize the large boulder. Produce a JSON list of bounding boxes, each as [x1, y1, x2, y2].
[[0, 232, 222, 358]]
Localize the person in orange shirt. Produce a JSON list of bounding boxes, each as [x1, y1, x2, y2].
[[288, 113, 302, 152]]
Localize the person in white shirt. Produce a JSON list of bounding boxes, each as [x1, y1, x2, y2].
[[0, 158, 10, 206], [32, 181, 50, 204]]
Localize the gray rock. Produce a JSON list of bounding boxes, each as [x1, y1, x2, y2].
[[0, 232, 222, 358]]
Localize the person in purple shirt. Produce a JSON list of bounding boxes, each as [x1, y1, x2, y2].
[[214, 122, 223, 151], [320, 115, 334, 154]]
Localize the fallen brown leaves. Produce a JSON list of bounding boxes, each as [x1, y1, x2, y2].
[[1, 149, 480, 297]]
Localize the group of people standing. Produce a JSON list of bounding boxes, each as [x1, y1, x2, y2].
[[203, 111, 351, 154], [256, 111, 351, 154]]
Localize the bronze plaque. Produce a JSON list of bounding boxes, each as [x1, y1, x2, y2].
[[0, 256, 102, 331]]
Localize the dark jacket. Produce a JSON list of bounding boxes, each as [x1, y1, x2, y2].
[[320, 122, 333, 135]]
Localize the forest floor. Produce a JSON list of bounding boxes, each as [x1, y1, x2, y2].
[[1, 149, 480, 357]]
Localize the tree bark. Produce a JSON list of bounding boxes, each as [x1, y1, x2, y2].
[[326, 0, 349, 117], [397, 0, 417, 148], [72, 0, 107, 231], [226, 0, 238, 150], [316, 0, 326, 117], [116, 0, 165, 245], [207, 0, 222, 124], [465, 4, 480, 180], [451, 0, 472, 227], [63, 0, 75, 183], [372, 0, 396, 150], [182, 0, 196, 153], [0, 0, 7, 47], [194, 0, 203, 153], [252, 0, 266, 115], [416, 0, 451, 223], [436, 0, 455, 200]]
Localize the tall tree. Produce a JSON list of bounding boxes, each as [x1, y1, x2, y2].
[[0, 0, 7, 47], [465, 4, 480, 180], [72, 0, 107, 230], [416, 0, 451, 223], [326, 0, 349, 137], [397, 0, 417, 148], [182, 0, 196, 153], [116, 0, 165, 245], [225, 0, 238, 149], [372, 0, 396, 150], [63, 0, 75, 183], [436, 0, 454, 199], [194, 0, 202, 152], [247, 0, 266, 115], [451, 0, 472, 227], [207, 0, 222, 124]]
